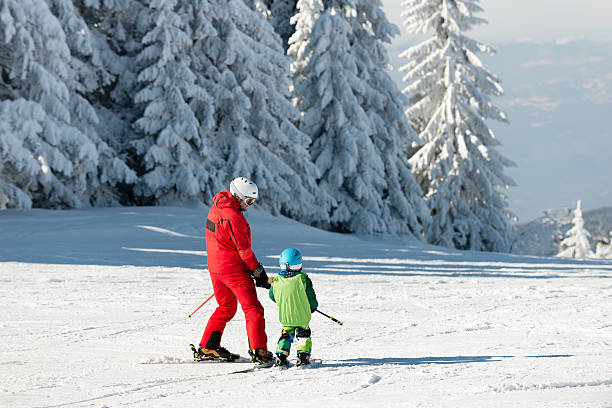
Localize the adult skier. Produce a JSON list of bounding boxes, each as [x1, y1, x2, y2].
[[194, 177, 274, 365]]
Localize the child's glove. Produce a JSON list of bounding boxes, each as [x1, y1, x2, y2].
[[251, 263, 271, 289]]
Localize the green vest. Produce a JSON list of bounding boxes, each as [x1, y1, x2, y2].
[[272, 274, 312, 327]]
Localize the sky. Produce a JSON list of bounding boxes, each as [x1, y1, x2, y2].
[[382, 0, 612, 45], [381, 1, 612, 222]]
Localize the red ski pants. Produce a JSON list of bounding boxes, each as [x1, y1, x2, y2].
[[200, 271, 267, 350]]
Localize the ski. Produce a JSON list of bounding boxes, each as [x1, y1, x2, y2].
[[141, 356, 251, 365], [229, 361, 274, 374], [296, 357, 322, 368], [142, 344, 250, 364], [230, 358, 321, 374]]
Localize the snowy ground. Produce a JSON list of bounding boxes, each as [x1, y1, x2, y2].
[[1, 205, 611, 407]]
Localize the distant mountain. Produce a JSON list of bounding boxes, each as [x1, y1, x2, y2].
[[510, 206, 612, 257], [386, 38, 612, 222], [584, 206, 612, 242]]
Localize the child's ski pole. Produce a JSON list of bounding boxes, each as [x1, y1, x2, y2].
[[188, 294, 215, 318], [315, 309, 343, 326]]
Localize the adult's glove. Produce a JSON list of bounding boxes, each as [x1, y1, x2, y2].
[[251, 263, 270, 289]]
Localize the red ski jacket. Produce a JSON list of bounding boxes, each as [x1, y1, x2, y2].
[[205, 190, 259, 275]]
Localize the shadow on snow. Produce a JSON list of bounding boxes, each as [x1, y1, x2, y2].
[[326, 354, 573, 368], [1, 207, 611, 279]]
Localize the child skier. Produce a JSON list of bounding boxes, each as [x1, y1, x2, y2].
[[269, 248, 318, 367]]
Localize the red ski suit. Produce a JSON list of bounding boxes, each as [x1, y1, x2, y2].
[[200, 190, 267, 350]]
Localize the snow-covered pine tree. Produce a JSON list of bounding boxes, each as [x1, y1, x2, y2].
[[401, 0, 515, 251], [183, 0, 227, 198], [207, 0, 329, 224], [287, 0, 323, 79], [46, 0, 136, 205], [346, 0, 430, 235], [0, 100, 44, 210], [292, 1, 427, 235], [0, 0, 99, 209], [130, 0, 218, 204], [76, 0, 149, 180], [295, 5, 384, 233], [557, 200, 595, 259], [266, 0, 299, 52]]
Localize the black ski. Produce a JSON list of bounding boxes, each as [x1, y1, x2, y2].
[[229, 363, 274, 374]]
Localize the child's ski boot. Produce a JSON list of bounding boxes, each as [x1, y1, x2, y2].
[[274, 353, 289, 367], [296, 352, 310, 367]]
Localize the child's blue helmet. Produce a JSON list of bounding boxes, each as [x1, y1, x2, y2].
[[279, 248, 302, 274]]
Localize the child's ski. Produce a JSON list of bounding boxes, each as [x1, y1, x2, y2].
[[296, 357, 322, 368], [229, 361, 275, 374], [229, 358, 322, 374]]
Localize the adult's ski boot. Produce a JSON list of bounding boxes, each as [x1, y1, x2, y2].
[[248, 348, 274, 367], [190, 344, 239, 362]]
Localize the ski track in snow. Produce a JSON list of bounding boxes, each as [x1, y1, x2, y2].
[[0, 206, 611, 407]]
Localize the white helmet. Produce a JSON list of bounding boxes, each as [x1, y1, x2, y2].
[[229, 177, 259, 202]]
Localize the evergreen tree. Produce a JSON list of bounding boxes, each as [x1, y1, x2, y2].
[[401, 0, 515, 251], [287, 0, 323, 78], [130, 0, 216, 204], [295, 6, 383, 233], [348, 0, 429, 235], [0, 0, 99, 208], [293, 0, 427, 234], [208, 0, 328, 224], [0, 100, 45, 209], [46, 0, 136, 205], [183, 0, 227, 199], [76, 0, 149, 178], [557, 200, 595, 259], [269, 0, 298, 52]]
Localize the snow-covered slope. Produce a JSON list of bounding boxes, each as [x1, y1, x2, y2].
[[1, 206, 611, 407]]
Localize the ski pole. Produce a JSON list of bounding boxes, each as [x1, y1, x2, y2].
[[188, 294, 215, 318], [315, 309, 343, 326]]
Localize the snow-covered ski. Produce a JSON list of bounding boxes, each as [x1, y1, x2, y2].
[[230, 358, 322, 374], [291, 357, 323, 369], [141, 356, 252, 365], [299, 357, 323, 368], [141, 344, 252, 364], [229, 361, 274, 374], [189, 343, 243, 362]]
